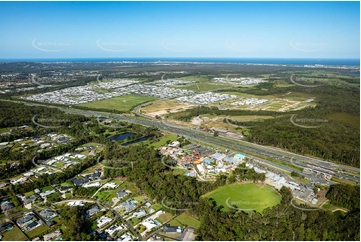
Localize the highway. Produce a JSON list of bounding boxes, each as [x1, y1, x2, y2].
[[58, 106, 360, 184], [6, 98, 358, 184]]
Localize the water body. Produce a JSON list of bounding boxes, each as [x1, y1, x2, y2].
[[108, 132, 134, 141], [108, 132, 154, 146], [121, 135, 154, 146], [1, 57, 359, 67]]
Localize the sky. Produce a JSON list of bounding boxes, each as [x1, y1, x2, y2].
[[0, 1, 359, 59]]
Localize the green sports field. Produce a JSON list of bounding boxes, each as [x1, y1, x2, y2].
[[203, 183, 281, 213], [78, 94, 156, 112]]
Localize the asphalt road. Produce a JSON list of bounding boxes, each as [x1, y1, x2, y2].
[[59, 107, 359, 184]]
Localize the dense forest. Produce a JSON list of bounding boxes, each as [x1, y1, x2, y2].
[[326, 184, 360, 211], [172, 81, 360, 166]]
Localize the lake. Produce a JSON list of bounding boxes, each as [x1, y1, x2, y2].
[[108, 132, 154, 146], [108, 132, 134, 141]]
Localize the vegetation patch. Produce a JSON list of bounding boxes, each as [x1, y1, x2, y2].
[[169, 213, 201, 229], [78, 94, 156, 112], [202, 183, 281, 213]]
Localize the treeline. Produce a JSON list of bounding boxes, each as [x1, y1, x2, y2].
[[177, 82, 360, 166], [56, 206, 96, 241], [171, 106, 283, 122], [248, 115, 360, 166], [196, 188, 359, 241], [227, 163, 266, 183], [0, 100, 89, 128], [326, 184, 360, 211], [244, 81, 359, 116]]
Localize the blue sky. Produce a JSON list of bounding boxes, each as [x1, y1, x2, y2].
[[0, 1, 359, 59]]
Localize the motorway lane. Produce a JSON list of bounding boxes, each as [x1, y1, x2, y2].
[[59, 107, 359, 184]]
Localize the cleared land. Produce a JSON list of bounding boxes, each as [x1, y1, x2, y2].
[[216, 91, 316, 112], [146, 133, 178, 148], [202, 183, 281, 213], [140, 100, 194, 118], [169, 213, 201, 229], [78, 95, 156, 112]]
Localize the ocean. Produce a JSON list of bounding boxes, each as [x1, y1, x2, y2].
[[0, 57, 360, 67]]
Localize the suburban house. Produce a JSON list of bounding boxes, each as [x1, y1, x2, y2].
[[39, 209, 57, 220], [86, 206, 100, 218], [163, 224, 182, 234], [24, 221, 40, 231], [97, 216, 112, 228], [118, 233, 132, 241], [58, 186, 73, 194], [104, 182, 119, 189], [117, 190, 129, 199], [39, 190, 56, 198], [1, 201, 14, 211], [83, 182, 101, 188], [84, 170, 101, 180], [68, 201, 84, 206], [43, 230, 62, 241], [23, 194, 39, 205], [69, 177, 90, 186], [120, 198, 136, 212], [133, 210, 146, 218], [17, 213, 35, 227], [0, 222, 13, 232], [105, 224, 123, 236]]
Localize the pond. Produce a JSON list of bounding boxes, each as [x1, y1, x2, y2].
[[108, 132, 154, 146], [121, 135, 155, 146], [108, 132, 135, 141]]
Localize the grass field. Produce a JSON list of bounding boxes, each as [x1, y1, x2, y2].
[[202, 183, 281, 213], [1, 225, 28, 241], [0, 127, 10, 133], [26, 225, 50, 238], [146, 133, 178, 148], [133, 195, 147, 203], [150, 203, 163, 211], [157, 212, 175, 223], [172, 169, 186, 176], [169, 213, 201, 229], [93, 190, 118, 203], [78, 95, 156, 112]]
